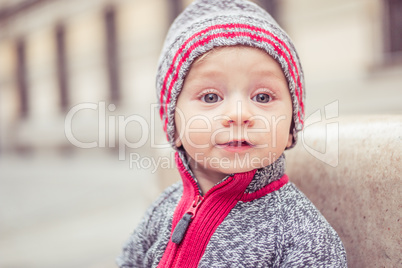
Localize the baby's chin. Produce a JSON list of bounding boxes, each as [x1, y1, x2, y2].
[[219, 157, 275, 173], [212, 164, 270, 175]]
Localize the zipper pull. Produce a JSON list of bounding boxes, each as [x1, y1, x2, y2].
[[171, 195, 203, 244], [184, 195, 203, 218]]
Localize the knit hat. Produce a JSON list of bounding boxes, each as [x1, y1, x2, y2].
[[157, 0, 305, 149]]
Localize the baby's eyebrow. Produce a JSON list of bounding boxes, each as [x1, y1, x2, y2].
[[252, 69, 285, 80], [191, 68, 224, 78]]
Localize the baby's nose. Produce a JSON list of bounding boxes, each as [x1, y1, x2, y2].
[[221, 101, 254, 127]]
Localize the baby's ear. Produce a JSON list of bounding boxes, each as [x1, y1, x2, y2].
[[286, 133, 293, 148], [174, 132, 182, 148]]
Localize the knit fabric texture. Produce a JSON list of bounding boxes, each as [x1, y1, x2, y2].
[[157, 0, 306, 149]]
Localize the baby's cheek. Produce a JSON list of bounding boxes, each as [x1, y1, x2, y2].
[[246, 121, 271, 144], [186, 131, 210, 147], [210, 127, 232, 144], [184, 118, 212, 146]]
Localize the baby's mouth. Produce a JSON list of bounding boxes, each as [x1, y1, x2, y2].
[[219, 140, 253, 147]]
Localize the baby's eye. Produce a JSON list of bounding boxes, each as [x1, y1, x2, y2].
[[202, 93, 222, 103], [252, 93, 272, 103]]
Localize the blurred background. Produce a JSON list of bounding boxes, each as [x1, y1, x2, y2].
[[0, 0, 401, 267]]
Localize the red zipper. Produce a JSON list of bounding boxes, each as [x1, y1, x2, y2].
[[170, 171, 236, 246], [171, 195, 204, 244], [166, 153, 238, 267], [185, 195, 204, 217]]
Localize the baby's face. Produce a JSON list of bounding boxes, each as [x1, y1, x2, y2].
[[174, 46, 293, 180]]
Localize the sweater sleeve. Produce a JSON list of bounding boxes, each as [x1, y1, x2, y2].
[[278, 185, 347, 267], [280, 222, 347, 267], [117, 210, 154, 268], [116, 182, 182, 268]]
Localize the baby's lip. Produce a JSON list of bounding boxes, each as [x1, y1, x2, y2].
[[218, 140, 254, 147]]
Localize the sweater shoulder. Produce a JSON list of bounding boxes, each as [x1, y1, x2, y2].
[[273, 182, 347, 266], [152, 181, 183, 207], [273, 182, 328, 222], [144, 181, 183, 224], [116, 182, 183, 268], [266, 182, 334, 231]]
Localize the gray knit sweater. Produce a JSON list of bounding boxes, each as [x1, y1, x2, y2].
[[117, 154, 347, 267]]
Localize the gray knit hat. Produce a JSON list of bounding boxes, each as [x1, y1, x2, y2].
[[157, 0, 305, 149]]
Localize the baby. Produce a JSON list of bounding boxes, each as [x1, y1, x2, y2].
[[118, 0, 347, 267]]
